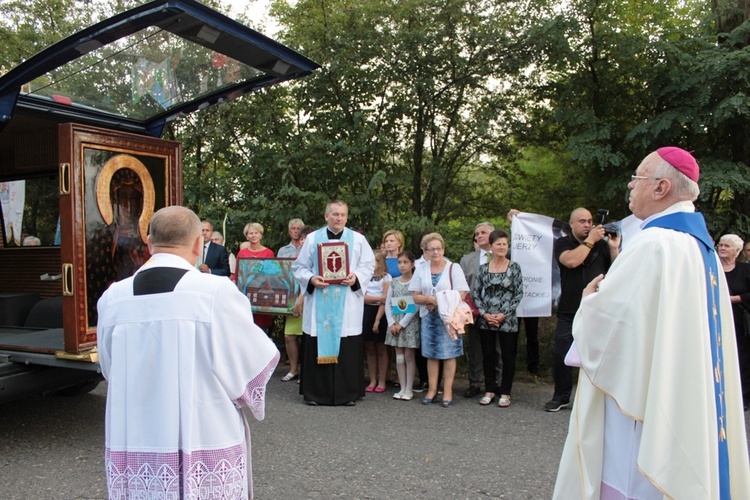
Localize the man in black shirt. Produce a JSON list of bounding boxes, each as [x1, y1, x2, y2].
[[545, 208, 620, 411]]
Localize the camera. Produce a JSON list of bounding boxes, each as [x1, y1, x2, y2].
[[595, 209, 619, 237]]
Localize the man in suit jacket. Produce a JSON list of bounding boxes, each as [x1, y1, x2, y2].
[[199, 220, 230, 276], [459, 222, 500, 398]]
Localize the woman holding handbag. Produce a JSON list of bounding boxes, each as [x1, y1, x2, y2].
[[410, 233, 469, 407], [472, 230, 523, 408]]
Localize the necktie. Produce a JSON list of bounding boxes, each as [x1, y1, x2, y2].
[[485, 251, 491, 263]]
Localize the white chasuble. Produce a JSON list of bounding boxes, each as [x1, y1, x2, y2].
[[554, 206, 750, 499]]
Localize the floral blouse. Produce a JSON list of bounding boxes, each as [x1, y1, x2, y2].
[[472, 261, 523, 332]]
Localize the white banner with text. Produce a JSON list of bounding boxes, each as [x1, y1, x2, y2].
[[510, 212, 561, 317]]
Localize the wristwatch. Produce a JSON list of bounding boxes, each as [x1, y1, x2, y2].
[[582, 241, 594, 249]]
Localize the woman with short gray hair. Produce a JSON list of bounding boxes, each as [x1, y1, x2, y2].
[[409, 232, 469, 407], [718, 233, 750, 410]]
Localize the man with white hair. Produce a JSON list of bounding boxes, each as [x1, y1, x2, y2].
[[278, 218, 305, 258], [459, 222, 497, 398], [97, 206, 279, 499], [553, 147, 750, 498]]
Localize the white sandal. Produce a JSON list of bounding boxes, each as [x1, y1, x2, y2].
[[479, 393, 495, 405]]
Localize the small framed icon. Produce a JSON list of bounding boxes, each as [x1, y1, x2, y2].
[[317, 241, 350, 283]]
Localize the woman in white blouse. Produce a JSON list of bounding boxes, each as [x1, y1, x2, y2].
[[409, 233, 469, 407]]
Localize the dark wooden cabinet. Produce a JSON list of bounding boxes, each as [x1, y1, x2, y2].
[[58, 124, 181, 353]]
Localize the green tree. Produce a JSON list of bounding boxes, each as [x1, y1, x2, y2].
[[169, 83, 319, 251], [627, 0, 750, 238], [515, 0, 700, 215], [516, 0, 750, 238], [0, 0, 97, 70], [257, 0, 527, 249], [8, 0, 748, 246]]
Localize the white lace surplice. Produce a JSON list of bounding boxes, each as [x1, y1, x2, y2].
[[98, 254, 279, 499]]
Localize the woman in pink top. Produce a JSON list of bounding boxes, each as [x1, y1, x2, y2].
[[237, 222, 274, 329]]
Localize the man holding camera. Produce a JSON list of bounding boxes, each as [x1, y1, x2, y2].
[[545, 208, 620, 412]]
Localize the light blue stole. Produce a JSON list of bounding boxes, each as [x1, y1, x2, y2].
[[313, 227, 354, 364], [644, 212, 730, 499]]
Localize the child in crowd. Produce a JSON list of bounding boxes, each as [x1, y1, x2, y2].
[[385, 251, 420, 401], [363, 251, 391, 392]]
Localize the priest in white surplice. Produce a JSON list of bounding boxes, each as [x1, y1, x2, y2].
[[292, 200, 375, 406], [553, 147, 750, 499], [97, 206, 279, 499]]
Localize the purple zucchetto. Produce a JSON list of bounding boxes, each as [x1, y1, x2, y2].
[[656, 147, 700, 183]]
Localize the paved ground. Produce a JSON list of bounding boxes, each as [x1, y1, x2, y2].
[[1, 366, 749, 499], [254, 371, 568, 499]]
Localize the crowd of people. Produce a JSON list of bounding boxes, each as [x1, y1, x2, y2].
[[198, 196, 750, 422], [217, 153, 750, 498], [199, 204, 535, 409], [98, 146, 750, 498]]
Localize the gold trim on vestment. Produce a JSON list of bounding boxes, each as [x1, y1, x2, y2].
[[316, 355, 338, 364]]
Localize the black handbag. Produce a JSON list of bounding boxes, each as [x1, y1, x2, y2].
[[742, 307, 750, 337]]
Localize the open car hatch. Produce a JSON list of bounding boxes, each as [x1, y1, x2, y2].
[[0, 0, 319, 137]]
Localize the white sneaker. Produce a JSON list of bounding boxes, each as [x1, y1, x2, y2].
[[393, 392, 403, 400]]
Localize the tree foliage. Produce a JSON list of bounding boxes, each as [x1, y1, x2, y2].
[[515, 0, 750, 238], [0, 0, 100, 70], [245, 0, 527, 252]]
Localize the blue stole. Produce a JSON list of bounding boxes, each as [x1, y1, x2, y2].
[[644, 212, 730, 499], [313, 228, 354, 364]]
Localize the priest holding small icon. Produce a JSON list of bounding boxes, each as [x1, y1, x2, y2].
[[292, 200, 375, 406]]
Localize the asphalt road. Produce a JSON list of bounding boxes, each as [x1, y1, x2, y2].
[[1, 368, 749, 499]]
